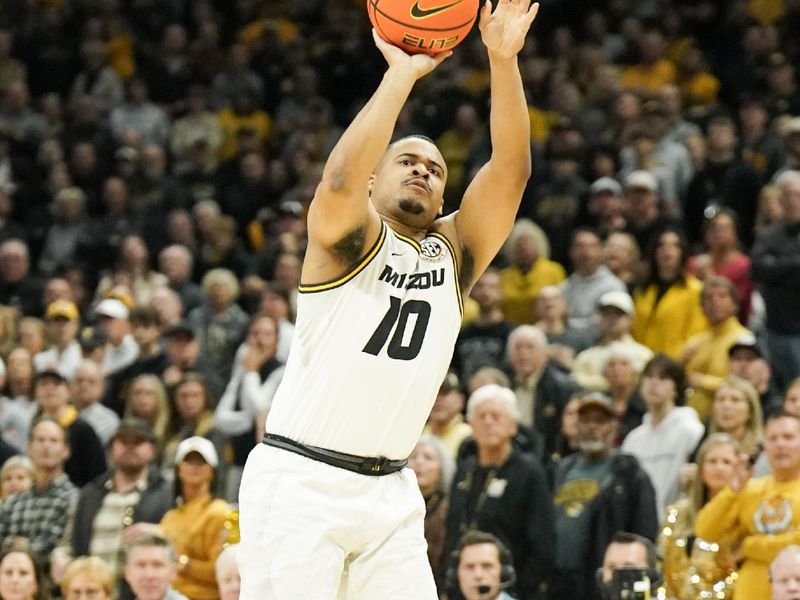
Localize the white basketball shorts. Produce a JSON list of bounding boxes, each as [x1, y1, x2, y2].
[[237, 442, 437, 599]]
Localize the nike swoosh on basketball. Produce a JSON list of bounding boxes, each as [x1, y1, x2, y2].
[[410, 0, 463, 19]]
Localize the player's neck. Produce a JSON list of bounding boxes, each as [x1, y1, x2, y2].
[[380, 213, 431, 241]]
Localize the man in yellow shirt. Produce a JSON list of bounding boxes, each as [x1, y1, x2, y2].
[[696, 412, 800, 599]]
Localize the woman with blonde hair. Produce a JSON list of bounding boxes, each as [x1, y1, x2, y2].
[[499, 219, 566, 324], [59, 556, 115, 600], [124, 374, 172, 454], [707, 375, 764, 458], [660, 433, 741, 600]]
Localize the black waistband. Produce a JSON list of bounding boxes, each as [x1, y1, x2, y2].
[[262, 433, 408, 476]]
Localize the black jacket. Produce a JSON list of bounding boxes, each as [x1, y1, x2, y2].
[[752, 222, 800, 334], [446, 450, 555, 600], [71, 466, 173, 600], [529, 364, 581, 460], [553, 451, 658, 580]]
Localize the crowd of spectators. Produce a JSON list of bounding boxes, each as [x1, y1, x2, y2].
[[0, 0, 798, 599]]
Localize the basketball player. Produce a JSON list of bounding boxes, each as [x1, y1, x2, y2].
[[238, 1, 540, 598]]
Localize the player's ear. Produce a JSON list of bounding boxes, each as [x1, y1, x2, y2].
[[438, 198, 444, 215]]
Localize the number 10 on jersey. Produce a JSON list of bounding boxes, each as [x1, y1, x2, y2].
[[362, 296, 432, 361]]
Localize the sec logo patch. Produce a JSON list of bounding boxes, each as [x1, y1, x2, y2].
[[420, 238, 447, 262]]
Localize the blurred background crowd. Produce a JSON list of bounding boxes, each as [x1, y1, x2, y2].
[[0, 0, 799, 599]]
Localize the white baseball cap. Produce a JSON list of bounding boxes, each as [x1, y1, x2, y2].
[[175, 436, 218, 468], [95, 298, 129, 320], [598, 290, 635, 315], [625, 170, 658, 193]]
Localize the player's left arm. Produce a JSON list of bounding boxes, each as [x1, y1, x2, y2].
[[453, 0, 538, 286]]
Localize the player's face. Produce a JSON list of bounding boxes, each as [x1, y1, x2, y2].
[[370, 138, 446, 226]]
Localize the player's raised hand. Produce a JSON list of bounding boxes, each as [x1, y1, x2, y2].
[[479, 0, 539, 59], [372, 29, 452, 79]]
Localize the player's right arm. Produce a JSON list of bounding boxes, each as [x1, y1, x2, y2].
[[303, 33, 450, 282]]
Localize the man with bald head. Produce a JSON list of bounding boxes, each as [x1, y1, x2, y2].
[[772, 545, 800, 600]]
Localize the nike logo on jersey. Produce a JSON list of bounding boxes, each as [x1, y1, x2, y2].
[[410, 0, 463, 19], [392, 252, 405, 256], [379, 265, 445, 290]]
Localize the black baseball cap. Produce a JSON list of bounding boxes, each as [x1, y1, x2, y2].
[[728, 334, 766, 359], [162, 321, 196, 339], [577, 392, 615, 417]]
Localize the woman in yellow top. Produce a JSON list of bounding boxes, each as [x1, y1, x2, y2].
[[499, 219, 566, 325], [160, 437, 230, 600], [632, 227, 707, 358], [660, 433, 741, 600]]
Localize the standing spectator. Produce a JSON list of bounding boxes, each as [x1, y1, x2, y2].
[[682, 276, 752, 421], [68, 40, 124, 115], [33, 300, 82, 381], [551, 392, 658, 600], [453, 268, 514, 383], [499, 220, 566, 325], [561, 228, 625, 334], [622, 354, 705, 516], [409, 435, 454, 594], [123, 534, 188, 600], [446, 385, 554, 600], [684, 116, 762, 248], [632, 227, 707, 358], [507, 325, 578, 459], [0, 418, 77, 562], [687, 209, 755, 323], [660, 434, 741, 600], [71, 360, 119, 446], [422, 373, 471, 460], [696, 412, 800, 600], [752, 170, 800, 391], [572, 291, 652, 392]]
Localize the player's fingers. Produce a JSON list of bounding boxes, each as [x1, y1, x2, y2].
[[525, 1, 540, 24], [478, 0, 492, 29]]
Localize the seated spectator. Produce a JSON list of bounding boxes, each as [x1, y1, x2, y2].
[[449, 531, 517, 600], [17, 318, 45, 358], [499, 219, 566, 325], [422, 373, 471, 460], [123, 534, 188, 600], [215, 544, 240, 600], [0, 456, 32, 502], [186, 268, 249, 383], [682, 276, 752, 421], [600, 343, 648, 444], [0, 418, 77, 562], [71, 360, 119, 446], [632, 227, 707, 358], [622, 355, 705, 516], [96, 235, 168, 308], [534, 285, 594, 370], [771, 545, 800, 600], [140, 438, 229, 600], [0, 547, 46, 600], [161, 322, 224, 401], [453, 268, 513, 384], [32, 368, 106, 487], [597, 532, 662, 600], [94, 299, 139, 376], [33, 300, 82, 381], [728, 334, 783, 415], [507, 325, 578, 459], [158, 245, 205, 315], [572, 291, 652, 391], [59, 556, 115, 600], [687, 209, 755, 323], [551, 392, 657, 600], [163, 374, 220, 471], [561, 228, 626, 335], [215, 315, 284, 500], [660, 433, 740, 600], [696, 412, 800, 600], [123, 375, 172, 457], [445, 385, 554, 600], [409, 435, 454, 594]]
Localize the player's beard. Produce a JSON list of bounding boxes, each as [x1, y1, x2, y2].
[[398, 197, 425, 215]]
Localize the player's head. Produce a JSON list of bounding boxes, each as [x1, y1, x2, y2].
[[369, 135, 447, 227]]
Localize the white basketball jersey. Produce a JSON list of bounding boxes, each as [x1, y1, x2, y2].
[[265, 222, 463, 459]]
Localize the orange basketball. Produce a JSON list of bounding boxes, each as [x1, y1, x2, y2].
[[367, 0, 480, 55]]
